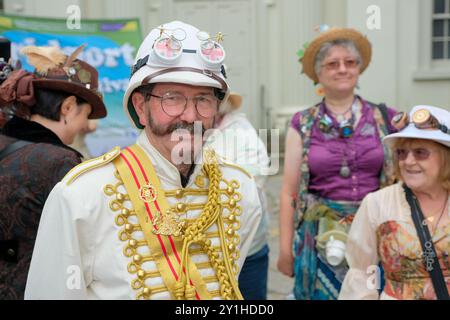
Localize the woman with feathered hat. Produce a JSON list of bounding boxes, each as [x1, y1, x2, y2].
[[0, 45, 106, 299]]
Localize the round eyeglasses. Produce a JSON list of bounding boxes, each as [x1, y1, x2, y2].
[[147, 92, 219, 118], [321, 58, 360, 71]]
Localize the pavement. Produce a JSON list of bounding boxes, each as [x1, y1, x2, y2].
[[264, 172, 295, 300]]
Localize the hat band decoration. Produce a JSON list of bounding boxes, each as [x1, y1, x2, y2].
[[392, 109, 449, 134]]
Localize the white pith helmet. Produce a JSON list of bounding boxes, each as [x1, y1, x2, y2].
[[123, 20, 230, 129]]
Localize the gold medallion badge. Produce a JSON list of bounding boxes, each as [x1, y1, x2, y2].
[[152, 208, 186, 237], [139, 183, 157, 203]]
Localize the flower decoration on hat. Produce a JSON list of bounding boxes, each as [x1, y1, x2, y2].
[[315, 24, 331, 33], [296, 42, 310, 64], [297, 25, 330, 64], [315, 86, 325, 97], [297, 25, 331, 86]]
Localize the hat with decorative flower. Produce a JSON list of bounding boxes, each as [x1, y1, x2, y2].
[[297, 25, 372, 84]]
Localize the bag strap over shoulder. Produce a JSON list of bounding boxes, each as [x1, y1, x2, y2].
[[403, 184, 450, 300], [367, 101, 394, 134], [376, 103, 389, 129]]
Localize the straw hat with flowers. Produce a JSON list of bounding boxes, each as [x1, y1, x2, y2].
[[298, 26, 372, 84]]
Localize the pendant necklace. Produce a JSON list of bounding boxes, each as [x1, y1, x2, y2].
[[326, 97, 356, 123], [337, 100, 359, 178], [340, 154, 351, 178], [424, 193, 449, 237]]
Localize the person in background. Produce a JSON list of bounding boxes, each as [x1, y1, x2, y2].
[[70, 119, 98, 159], [277, 26, 397, 300], [340, 105, 450, 300], [0, 45, 106, 299], [207, 93, 270, 299]]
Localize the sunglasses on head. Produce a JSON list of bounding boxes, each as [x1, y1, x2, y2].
[[391, 108, 449, 134], [395, 148, 434, 161]]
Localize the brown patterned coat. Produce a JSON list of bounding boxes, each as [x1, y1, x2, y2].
[[0, 116, 82, 299]]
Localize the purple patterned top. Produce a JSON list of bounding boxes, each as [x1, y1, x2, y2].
[[290, 99, 397, 202]]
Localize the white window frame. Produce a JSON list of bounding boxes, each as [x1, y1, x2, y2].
[[414, 0, 450, 80]]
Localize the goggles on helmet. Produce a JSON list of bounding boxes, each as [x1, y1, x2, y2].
[[392, 108, 449, 134], [131, 28, 226, 77]]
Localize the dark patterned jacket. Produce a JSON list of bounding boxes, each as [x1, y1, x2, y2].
[[0, 116, 82, 299]]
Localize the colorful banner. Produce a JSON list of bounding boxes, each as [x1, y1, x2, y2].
[[0, 14, 142, 156]]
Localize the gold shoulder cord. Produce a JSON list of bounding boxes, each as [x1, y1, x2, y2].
[[65, 146, 121, 185]]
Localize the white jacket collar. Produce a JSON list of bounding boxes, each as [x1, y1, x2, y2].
[[136, 131, 204, 188]]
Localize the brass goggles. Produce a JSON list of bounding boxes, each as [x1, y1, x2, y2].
[[391, 109, 449, 134], [131, 28, 226, 77]]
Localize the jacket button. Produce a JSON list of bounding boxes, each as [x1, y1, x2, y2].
[[7, 249, 15, 256]]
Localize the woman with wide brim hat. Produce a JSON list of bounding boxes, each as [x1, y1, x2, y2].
[[0, 45, 106, 299], [277, 25, 398, 300], [340, 105, 450, 300]]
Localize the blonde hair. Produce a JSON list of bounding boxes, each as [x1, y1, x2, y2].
[[391, 138, 450, 191]]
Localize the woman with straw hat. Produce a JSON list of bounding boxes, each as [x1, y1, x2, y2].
[[340, 105, 450, 300], [277, 26, 397, 300]]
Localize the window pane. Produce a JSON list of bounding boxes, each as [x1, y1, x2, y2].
[[434, 0, 446, 13], [433, 41, 444, 59], [433, 19, 445, 37]]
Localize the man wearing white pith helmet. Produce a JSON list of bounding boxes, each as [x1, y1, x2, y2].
[[25, 21, 262, 300]]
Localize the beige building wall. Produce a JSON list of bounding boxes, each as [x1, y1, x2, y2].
[[347, 0, 450, 111], [3, 0, 450, 127]]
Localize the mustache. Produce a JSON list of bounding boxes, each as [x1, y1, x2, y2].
[[151, 121, 207, 136], [169, 122, 206, 135]]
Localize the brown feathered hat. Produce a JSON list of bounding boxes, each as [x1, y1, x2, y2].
[[20, 45, 107, 119]]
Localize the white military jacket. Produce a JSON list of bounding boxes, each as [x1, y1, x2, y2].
[[25, 132, 262, 300]]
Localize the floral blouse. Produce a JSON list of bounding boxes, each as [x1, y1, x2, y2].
[[339, 183, 450, 300]]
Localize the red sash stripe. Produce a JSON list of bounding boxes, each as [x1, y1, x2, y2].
[[119, 152, 179, 281], [124, 147, 182, 264], [122, 147, 201, 300]]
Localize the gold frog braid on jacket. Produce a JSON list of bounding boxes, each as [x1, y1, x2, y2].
[[173, 149, 243, 300]]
